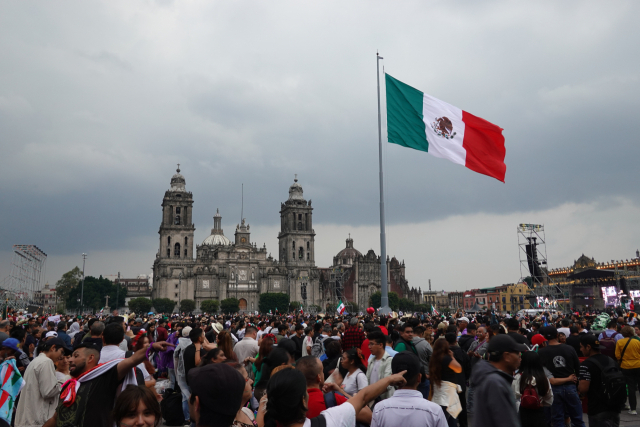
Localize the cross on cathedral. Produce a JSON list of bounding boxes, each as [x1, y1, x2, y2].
[[177, 163, 180, 172]]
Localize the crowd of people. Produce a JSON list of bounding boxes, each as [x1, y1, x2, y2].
[[0, 305, 638, 427]]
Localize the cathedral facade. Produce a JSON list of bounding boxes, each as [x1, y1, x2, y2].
[[151, 168, 418, 313], [152, 169, 320, 312]]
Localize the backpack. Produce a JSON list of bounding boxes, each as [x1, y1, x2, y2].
[[520, 383, 542, 409], [311, 335, 327, 358], [599, 331, 617, 358], [160, 389, 185, 426], [590, 357, 627, 411]]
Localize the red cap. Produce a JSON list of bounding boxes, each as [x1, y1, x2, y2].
[[531, 334, 547, 346]]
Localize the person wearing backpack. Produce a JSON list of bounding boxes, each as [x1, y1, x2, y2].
[[598, 320, 623, 359], [578, 334, 625, 426], [538, 326, 585, 427], [512, 351, 553, 427], [615, 325, 640, 416]]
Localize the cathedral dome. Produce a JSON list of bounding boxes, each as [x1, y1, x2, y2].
[[202, 234, 231, 246], [202, 209, 231, 246], [288, 175, 305, 201], [170, 166, 187, 192], [334, 237, 362, 266]]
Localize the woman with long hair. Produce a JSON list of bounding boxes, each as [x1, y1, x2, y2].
[[512, 351, 553, 427], [112, 385, 162, 427], [253, 347, 292, 401], [250, 335, 275, 385], [133, 332, 156, 390], [339, 348, 368, 397], [225, 362, 257, 427], [218, 330, 237, 361], [429, 338, 462, 427]]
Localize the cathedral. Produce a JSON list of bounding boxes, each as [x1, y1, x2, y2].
[[151, 168, 420, 313]]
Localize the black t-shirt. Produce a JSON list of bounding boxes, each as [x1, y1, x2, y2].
[[579, 354, 620, 416], [526, 330, 538, 342], [566, 335, 583, 357], [507, 332, 530, 346], [56, 365, 123, 427], [441, 355, 458, 384], [539, 343, 580, 379], [291, 335, 304, 360], [183, 344, 206, 382]]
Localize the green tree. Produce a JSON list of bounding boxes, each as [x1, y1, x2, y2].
[[152, 298, 176, 314], [368, 291, 400, 311], [220, 298, 240, 314], [128, 297, 153, 314], [398, 298, 415, 312], [414, 304, 430, 313], [289, 301, 302, 311], [65, 275, 127, 313], [345, 301, 359, 314], [200, 300, 219, 314], [180, 299, 196, 313], [258, 293, 290, 314], [55, 267, 83, 310]]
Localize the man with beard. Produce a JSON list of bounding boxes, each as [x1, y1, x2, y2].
[[43, 339, 173, 427]]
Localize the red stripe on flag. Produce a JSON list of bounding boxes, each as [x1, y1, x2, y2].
[[0, 390, 9, 409], [461, 111, 506, 182]]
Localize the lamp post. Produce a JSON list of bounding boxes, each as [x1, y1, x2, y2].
[[178, 272, 183, 313], [80, 253, 87, 314], [116, 271, 120, 313]]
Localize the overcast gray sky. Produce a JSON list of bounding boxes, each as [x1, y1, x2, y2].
[[1, 1, 639, 293]]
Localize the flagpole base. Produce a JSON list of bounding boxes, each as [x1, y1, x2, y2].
[[377, 305, 392, 316]]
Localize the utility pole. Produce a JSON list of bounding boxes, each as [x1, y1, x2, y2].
[[116, 271, 120, 313], [80, 253, 87, 314], [178, 272, 182, 313]]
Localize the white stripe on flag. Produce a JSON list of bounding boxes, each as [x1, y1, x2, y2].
[[421, 93, 466, 166]]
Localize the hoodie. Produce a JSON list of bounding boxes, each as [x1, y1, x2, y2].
[[458, 334, 475, 352], [411, 336, 433, 372], [469, 360, 520, 427]]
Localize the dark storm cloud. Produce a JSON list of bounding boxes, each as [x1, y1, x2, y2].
[[0, 0, 639, 267]]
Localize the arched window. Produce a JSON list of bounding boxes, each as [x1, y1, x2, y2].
[[175, 215, 181, 225], [174, 243, 181, 258], [185, 236, 188, 245], [292, 213, 296, 230], [176, 207, 181, 215], [168, 236, 171, 244], [299, 247, 303, 259], [292, 241, 296, 249], [306, 242, 310, 250], [184, 249, 187, 257], [166, 248, 170, 258], [298, 222, 302, 230]]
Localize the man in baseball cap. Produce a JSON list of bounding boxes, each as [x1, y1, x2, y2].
[[470, 334, 527, 427], [188, 363, 245, 427]]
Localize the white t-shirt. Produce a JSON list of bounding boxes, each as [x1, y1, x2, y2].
[[302, 336, 314, 357], [303, 401, 356, 427], [342, 369, 368, 396]]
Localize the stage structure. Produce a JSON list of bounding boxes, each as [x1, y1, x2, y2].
[[517, 224, 566, 311], [0, 245, 47, 311]]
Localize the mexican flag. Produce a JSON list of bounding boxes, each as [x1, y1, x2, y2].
[[386, 74, 506, 182], [337, 300, 345, 315], [432, 306, 439, 316]]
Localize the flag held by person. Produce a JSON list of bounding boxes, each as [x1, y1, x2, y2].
[[385, 73, 506, 182], [337, 300, 345, 315]]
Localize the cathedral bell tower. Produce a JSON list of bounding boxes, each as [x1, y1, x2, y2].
[[279, 175, 317, 305], [158, 166, 195, 261]]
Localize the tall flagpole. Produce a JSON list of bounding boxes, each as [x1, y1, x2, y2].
[[377, 52, 391, 315]]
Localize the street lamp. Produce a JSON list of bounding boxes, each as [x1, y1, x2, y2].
[[178, 272, 183, 313], [80, 253, 87, 315]]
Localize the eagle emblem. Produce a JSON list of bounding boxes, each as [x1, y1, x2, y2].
[[431, 116, 457, 139]]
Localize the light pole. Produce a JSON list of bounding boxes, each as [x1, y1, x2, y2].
[[178, 272, 183, 313], [80, 253, 87, 314], [116, 271, 120, 313]]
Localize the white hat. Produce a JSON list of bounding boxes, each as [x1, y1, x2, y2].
[[459, 317, 470, 323], [212, 323, 224, 334], [46, 331, 58, 338], [182, 326, 192, 337]]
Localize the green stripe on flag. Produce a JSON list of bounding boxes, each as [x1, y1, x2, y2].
[[385, 73, 428, 152]]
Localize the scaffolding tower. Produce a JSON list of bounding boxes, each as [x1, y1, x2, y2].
[[517, 224, 566, 311], [0, 245, 47, 311]]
